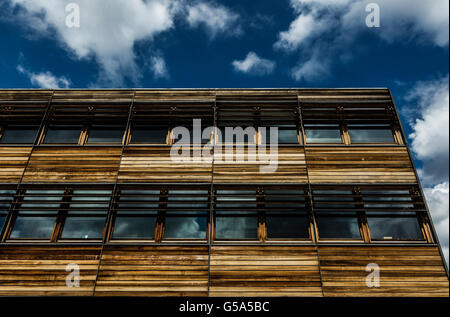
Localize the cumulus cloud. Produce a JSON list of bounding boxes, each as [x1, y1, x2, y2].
[[7, 0, 178, 86], [149, 55, 169, 79], [406, 75, 449, 268], [406, 76, 449, 186], [276, 0, 449, 81], [6, 0, 240, 86], [17, 65, 71, 88], [186, 1, 241, 38], [232, 52, 275, 76]]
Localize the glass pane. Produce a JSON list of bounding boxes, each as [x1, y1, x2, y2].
[[266, 216, 309, 239], [10, 216, 56, 239], [61, 217, 105, 239], [219, 127, 255, 144], [278, 129, 299, 144], [317, 217, 361, 239], [131, 127, 167, 144], [44, 127, 81, 144], [305, 129, 342, 143], [368, 217, 423, 240], [0, 216, 5, 231], [88, 127, 124, 143], [215, 217, 257, 239], [113, 217, 156, 239], [21, 190, 64, 209], [349, 129, 394, 143], [0, 127, 38, 144], [165, 217, 207, 239]]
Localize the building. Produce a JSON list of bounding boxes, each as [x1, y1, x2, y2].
[[0, 88, 448, 296]]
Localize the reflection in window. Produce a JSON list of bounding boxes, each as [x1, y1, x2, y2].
[[262, 126, 299, 144], [305, 125, 342, 143], [87, 126, 124, 144], [348, 125, 394, 143], [61, 217, 105, 239], [215, 189, 257, 240], [165, 189, 208, 239], [215, 217, 257, 239], [367, 212, 423, 240], [165, 216, 207, 239], [313, 189, 361, 239], [10, 216, 56, 239], [131, 126, 168, 144], [113, 216, 156, 239], [316, 213, 361, 239], [44, 126, 81, 144], [61, 190, 111, 239], [112, 189, 159, 240], [0, 126, 38, 144]]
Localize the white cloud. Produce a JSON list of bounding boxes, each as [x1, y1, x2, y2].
[[406, 76, 449, 185], [186, 1, 241, 38], [423, 182, 449, 267], [406, 75, 449, 268], [150, 55, 169, 79], [7, 0, 180, 86], [17, 65, 71, 88], [232, 52, 275, 76], [291, 52, 329, 81], [277, 0, 449, 81]]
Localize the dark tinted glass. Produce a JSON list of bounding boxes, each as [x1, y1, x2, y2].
[[0, 216, 5, 232], [305, 128, 342, 143], [44, 127, 81, 144], [218, 127, 255, 144], [0, 127, 38, 144], [10, 216, 56, 239], [367, 216, 423, 240], [113, 217, 156, 239], [87, 126, 124, 143], [316, 216, 361, 239], [349, 129, 394, 143], [215, 217, 257, 239], [266, 216, 309, 239], [61, 217, 105, 239], [263, 127, 299, 144], [165, 217, 207, 239], [131, 127, 168, 144]]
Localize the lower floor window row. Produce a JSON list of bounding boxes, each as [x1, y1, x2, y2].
[[0, 186, 432, 243]]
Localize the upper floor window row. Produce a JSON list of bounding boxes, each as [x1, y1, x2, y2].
[[0, 123, 402, 145]]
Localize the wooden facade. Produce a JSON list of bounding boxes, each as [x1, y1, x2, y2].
[[0, 89, 448, 297]]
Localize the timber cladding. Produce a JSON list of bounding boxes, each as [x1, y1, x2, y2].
[[0, 89, 448, 297], [0, 245, 447, 296]]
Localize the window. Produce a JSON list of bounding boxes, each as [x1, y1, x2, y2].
[[87, 126, 125, 144], [8, 188, 111, 241], [164, 190, 208, 239], [214, 189, 258, 240], [131, 126, 168, 144], [0, 126, 39, 144], [261, 126, 300, 145], [44, 126, 82, 144], [0, 189, 15, 233], [304, 125, 342, 143], [313, 190, 362, 240], [10, 189, 63, 239], [366, 212, 423, 240], [60, 190, 111, 239], [362, 189, 424, 241], [265, 189, 309, 239], [348, 125, 395, 143], [112, 189, 160, 239], [217, 126, 256, 144]]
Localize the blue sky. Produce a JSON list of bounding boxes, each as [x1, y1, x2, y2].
[[0, 0, 449, 263]]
